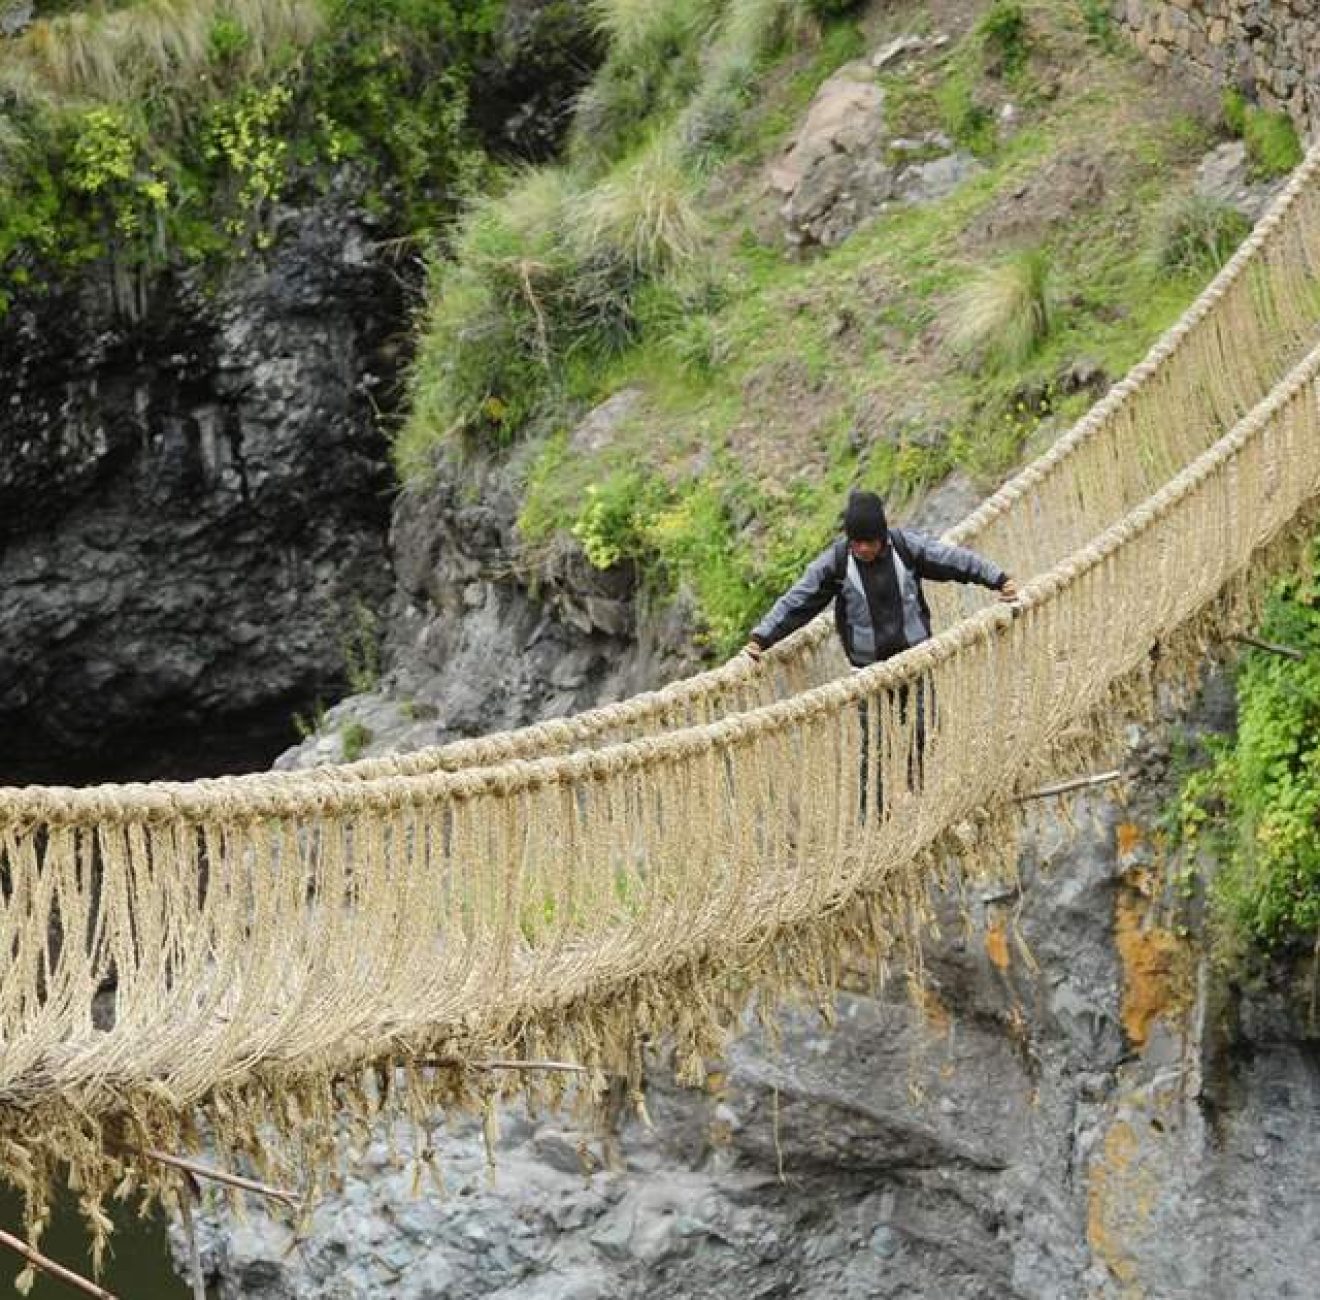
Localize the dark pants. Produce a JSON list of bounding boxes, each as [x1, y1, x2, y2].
[[858, 680, 931, 820]]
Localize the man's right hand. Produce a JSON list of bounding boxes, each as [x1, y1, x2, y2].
[[741, 641, 764, 663]]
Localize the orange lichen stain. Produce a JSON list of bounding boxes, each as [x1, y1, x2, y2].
[[1086, 1120, 1148, 1296], [917, 985, 952, 1034], [1115, 821, 1145, 861], [984, 913, 1012, 971], [1115, 879, 1188, 1051]]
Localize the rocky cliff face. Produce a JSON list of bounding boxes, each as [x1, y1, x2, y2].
[[0, 185, 400, 785], [275, 408, 702, 769]]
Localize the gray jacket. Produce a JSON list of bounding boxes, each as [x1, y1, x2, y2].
[[750, 529, 1006, 667]]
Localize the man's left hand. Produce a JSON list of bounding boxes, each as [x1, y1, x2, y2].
[[998, 577, 1020, 603]]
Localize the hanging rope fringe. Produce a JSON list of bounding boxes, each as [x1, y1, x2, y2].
[[4, 146, 1320, 1249]]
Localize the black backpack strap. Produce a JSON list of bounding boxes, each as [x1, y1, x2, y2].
[[832, 538, 850, 651]]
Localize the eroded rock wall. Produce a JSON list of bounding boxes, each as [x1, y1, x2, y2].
[[0, 189, 399, 784]]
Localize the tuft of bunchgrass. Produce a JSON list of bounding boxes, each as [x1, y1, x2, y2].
[[579, 0, 824, 171], [586, 0, 709, 63], [397, 169, 581, 471], [947, 247, 1055, 369], [1150, 194, 1251, 278], [676, 0, 823, 162], [572, 136, 706, 277], [398, 140, 710, 472]]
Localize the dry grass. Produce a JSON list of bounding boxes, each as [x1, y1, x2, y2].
[[586, 0, 710, 61], [946, 246, 1055, 369], [0, 0, 323, 107], [572, 135, 707, 275]]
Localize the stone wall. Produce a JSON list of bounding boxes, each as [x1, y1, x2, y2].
[[1112, 0, 1320, 135]]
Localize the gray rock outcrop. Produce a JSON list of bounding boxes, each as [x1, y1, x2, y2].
[[0, 1, 32, 37], [0, 186, 399, 783], [276, 390, 699, 768], [1195, 139, 1289, 220], [769, 58, 981, 250]]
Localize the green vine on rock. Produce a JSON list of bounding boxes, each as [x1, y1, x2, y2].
[[201, 81, 294, 246], [1181, 539, 1320, 957]]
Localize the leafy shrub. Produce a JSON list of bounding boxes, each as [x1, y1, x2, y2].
[[977, 0, 1030, 80], [572, 473, 651, 569], [1151, 194, 1251, 277], [201, 81, 294, 245], [1193, 543, 1320, 953], [0, 0, 498, 312], [947, 247, 1055, 370], [1242, 107, 1302, 180]]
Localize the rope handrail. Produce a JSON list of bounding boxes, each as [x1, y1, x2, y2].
[[6, 145, 1320, 810], [9, 329, 1314, 827]]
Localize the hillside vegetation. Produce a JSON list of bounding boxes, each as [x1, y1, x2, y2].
[[398, 0, 1289, 653], [0, 0, 507, 308]]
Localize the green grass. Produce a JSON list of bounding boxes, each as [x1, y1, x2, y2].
[[1222, 87, 1303, 180]]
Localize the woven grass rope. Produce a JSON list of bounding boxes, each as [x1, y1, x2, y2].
[[3, 147, 1320, 1256]]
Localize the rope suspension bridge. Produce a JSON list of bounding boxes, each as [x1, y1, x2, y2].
[[6, 147, 1320, 1279]]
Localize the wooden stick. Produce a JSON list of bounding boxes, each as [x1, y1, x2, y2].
[[142, 1150, 300, 1210], [477, 1059, 589, 1075], [420, 1058, 589, 1075], [1017, 770, 1123, 802], [0, 1228, 119, 1300], [176, 1187, 206, 1300], [1231, 632, 1306, 662]]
